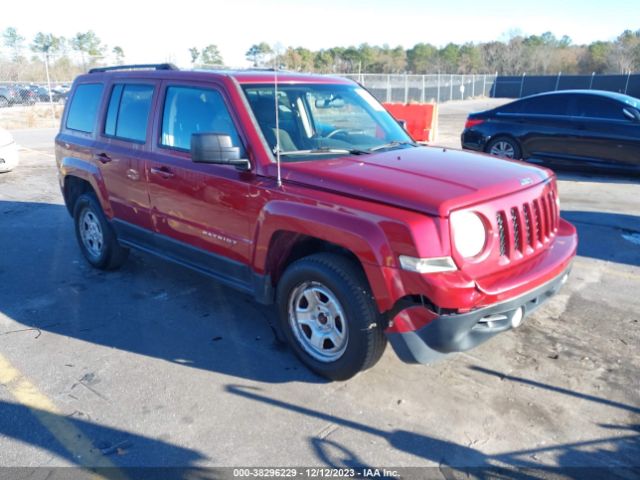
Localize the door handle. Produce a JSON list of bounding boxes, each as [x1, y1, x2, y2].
[[150, 166, 175, 178], [95, 152, 112, 164]]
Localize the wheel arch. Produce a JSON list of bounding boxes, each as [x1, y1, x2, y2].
[[253, 201, 407, 313], [59, 157, 112, 217]]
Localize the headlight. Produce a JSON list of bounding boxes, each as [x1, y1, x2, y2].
[[451, 211, 487, 258]]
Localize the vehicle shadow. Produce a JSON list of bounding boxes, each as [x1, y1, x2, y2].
[[0, 200, 323, 385], [561, 210, 640, 267], [555, 171, 640, 185], [0, 399, 213, 474], [225, 380, 640, 477]]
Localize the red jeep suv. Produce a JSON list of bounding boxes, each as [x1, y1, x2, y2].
[[55, 64, 577, 380]]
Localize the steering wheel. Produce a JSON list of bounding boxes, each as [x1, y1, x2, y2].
[[326, 128, 350, 138]]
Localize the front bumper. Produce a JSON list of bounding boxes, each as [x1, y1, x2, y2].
[[386, 265, 571, 364]]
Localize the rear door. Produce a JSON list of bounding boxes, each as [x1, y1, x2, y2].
[[502, 94, 578, 164], [95, 80, 157, 231], [568, 94, 640, 171]]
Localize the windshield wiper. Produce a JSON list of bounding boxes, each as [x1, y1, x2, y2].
[[368, 141, 418, 152], [277, 147, 369, 156]]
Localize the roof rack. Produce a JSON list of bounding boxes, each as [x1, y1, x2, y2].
[[88, 63, 179, 74]]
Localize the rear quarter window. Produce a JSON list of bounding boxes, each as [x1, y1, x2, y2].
[[66, 83, 104, 133]]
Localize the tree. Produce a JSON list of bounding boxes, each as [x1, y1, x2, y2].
[[282, 47, 314, 71], [457, 43, 482, 73], [189, 47, 200, 64], [582, 41, 611, 73], [608, 29, 640, 73], [31, 32, 64, 55], [246, 42, 273, 67], [439, 43, 460, 73], [201, 44, 223, 65], [112, 46, 125, 64], [3, 27, 25, 60], [407, 43, 438, 73], [71, 31, 105, 69]]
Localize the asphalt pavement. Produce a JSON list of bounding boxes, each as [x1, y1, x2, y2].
[[0, 122, 638, 473]]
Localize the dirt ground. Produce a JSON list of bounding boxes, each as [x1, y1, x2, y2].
[[0, 100, 638, 477]]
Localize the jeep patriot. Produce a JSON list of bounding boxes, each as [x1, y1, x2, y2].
[[55, 64, 577, 380]]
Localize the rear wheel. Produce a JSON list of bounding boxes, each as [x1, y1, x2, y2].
[[73, 193, 129, 270], [486, 136, 521, 160], [276, 253, 387, 381], [0, 96, 8, 108]]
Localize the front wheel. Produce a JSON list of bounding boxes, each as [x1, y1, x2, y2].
[[486, 136, 521, 160], [276, 253, 387, 381]]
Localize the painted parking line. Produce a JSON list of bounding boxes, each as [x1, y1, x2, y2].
[[0, 353, 126, 479]]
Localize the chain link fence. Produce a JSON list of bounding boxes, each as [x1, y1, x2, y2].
[[0, 81, 69, 128], [0, 52, 101, 128], [341, 73, 498, 103]]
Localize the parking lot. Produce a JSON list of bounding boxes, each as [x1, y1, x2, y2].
[[1, 102, 639, 475]]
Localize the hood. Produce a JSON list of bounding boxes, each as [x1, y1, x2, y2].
[[280, 146, 551, 217]]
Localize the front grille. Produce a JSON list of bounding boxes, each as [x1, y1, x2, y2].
[[497, 190, 558, 258]]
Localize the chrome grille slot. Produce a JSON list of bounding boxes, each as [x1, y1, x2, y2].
[[510, 207, 521, 253], [496, 212, 507, 256], [523, 203, 532, 246], [533, 200, 542, 243]]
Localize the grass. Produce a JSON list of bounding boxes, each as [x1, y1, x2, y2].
[[0, 104, 64, 129]]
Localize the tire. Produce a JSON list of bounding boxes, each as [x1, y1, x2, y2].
[[0, 96, 8, 108], [73, 193, 129, 270], [276, 253, 387, 381], [486, 136, 522, 160]]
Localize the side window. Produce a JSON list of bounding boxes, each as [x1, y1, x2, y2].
[[104, 84, 154, 142], [498, 99, 524, 114], [520, 95, 570, 116], [160, 86, 243, 153], [572, 96, 626, 120], [66, 83, 104, 133]]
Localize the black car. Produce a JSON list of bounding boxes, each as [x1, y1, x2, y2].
[[32, 86, 66, 103], [461, 90, 640, 174]]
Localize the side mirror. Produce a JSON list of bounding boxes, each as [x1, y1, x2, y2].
[[623, 107, 640, 123], [191, 133, 249, 169], [397, 119, 408, 130]]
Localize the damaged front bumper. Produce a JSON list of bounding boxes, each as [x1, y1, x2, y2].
[[386, 265, 572, 364]]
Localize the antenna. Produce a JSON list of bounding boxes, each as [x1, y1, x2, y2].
[[274, 50, 282, 188]]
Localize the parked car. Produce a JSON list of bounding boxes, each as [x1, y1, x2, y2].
[[56, 64, 577, 380], [0, 128, 19, 172], [33, 86, 67, 103], [0, 84, 37, 107], [461, 90, 640, 174]]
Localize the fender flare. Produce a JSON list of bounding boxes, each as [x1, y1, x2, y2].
[[59, 157, 113, 217], [252, 200, 407, 312]]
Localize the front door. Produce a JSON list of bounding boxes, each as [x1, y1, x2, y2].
[[146, 82, 255, 287]]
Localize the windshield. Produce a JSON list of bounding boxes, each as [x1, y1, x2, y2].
[[242, 83, 413, 160]]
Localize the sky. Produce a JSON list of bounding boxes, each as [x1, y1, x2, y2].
[[3, 0, 639, 67]]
